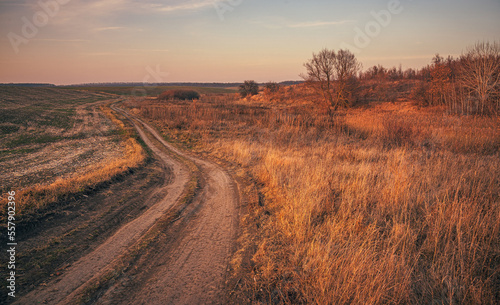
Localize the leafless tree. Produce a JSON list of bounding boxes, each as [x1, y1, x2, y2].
[[333, 49, 362, 108], [459, 41, 500, 114], [302, 48, 336, 109], [302, 48, 361, 111]]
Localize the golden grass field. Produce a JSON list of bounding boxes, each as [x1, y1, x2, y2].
[[129, 87, 500, 304]]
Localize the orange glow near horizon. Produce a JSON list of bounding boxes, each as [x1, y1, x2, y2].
[[1, 0, 499, 85]]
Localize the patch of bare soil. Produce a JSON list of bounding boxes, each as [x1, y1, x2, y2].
[[11, 104, 240, 304]]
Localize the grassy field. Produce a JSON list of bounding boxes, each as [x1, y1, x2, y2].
[[2, 84, 498, 303], [0, 87, 146, 220], [129, 87, 500, 304]]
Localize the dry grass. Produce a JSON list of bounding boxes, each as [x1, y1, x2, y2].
[[1, 105, 146, 219], [131, 91, 500, 304]]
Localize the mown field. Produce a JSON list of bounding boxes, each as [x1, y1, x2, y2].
[[64, 85, 237, 97], [0, 86, 145, 220], [0, 86, 163, 303], [128, 87, 500, 304]]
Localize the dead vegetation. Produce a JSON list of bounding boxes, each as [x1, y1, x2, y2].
[[129, 87, 500, 304]]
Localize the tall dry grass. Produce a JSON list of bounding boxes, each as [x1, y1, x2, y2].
[[133, 95, 500, 304], [1, 106, 146, 219]]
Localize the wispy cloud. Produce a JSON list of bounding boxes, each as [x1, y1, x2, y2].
[[34, 39, 89, 42], [251, 17, 356, 29], [154, 0, 224, 13], [121, 48, 170, 52], [82, 52, 122, 57], [81, 48, 169, 57], [94, 27, 125, 32], [31, 0, 224, 28], [288, 20, 355, 28], [0, 0, 31, 8]]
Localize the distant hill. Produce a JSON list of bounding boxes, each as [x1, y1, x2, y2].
[[0, 83, 55, 87], [0, 81, 304, 89], [64, 81, 304, 88]]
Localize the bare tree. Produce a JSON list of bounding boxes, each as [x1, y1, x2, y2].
[[459, 41, 500, 114], [302, 48, 361, 111], [302, 48, 336, 108], [333, 49, 362, 108]]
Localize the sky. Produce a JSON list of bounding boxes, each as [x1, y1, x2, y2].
[[0, 0, 499, 85]]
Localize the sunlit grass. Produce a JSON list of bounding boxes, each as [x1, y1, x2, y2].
[[132, 90, 499, 304]]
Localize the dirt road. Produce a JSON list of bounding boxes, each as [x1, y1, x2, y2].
[[15, 104, 239, 304]]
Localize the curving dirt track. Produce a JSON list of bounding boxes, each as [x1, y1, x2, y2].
[[15, 103, 239, 304]]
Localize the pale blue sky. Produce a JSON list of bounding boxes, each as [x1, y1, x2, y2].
[[1, 0, 499, 84]]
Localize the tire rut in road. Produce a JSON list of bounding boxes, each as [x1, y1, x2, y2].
[[100, 108, 239, 305], [15, 105, 238, 305]]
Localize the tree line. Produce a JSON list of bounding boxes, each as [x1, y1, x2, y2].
[[299, 41, 500, 115]]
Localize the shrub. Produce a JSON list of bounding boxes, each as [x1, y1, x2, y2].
[[239, 80, 259, 98], [264, 82, 280, 94], [159, 89, 200, 101]]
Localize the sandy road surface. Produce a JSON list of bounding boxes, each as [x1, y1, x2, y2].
[[15, 103, 238, 304]]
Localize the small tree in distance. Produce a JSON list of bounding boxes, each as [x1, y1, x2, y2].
[[264, 81, 280, 93], [239, 80, 259, 98], [302, 49, 336, 108], [302, 48, 361, 111]]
